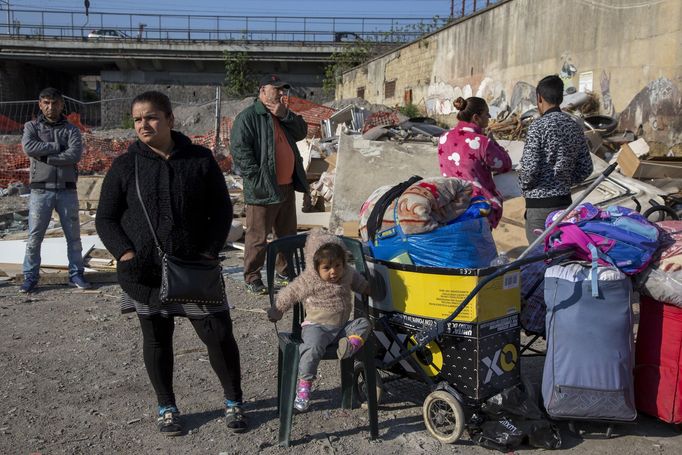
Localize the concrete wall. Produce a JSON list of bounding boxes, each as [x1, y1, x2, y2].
[[337, 0, 682, 146], [99, 81, 219, 128]]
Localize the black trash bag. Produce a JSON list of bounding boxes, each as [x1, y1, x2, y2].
[[469, 414, 562, 451], [470, 384, 562, 451], [480, 384, 543, 420], [468, 413, 525, 452], [517, 419, 562, 449]]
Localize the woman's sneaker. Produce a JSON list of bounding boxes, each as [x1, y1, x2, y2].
[[294, 379, 312, 412], [157, 405, 182, 436], [225, 401, 248, 433]]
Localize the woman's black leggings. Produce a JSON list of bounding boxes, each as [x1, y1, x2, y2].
[[138, 311, 243, 408]]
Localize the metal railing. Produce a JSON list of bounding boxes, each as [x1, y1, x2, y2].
[[0, 2, 503, 44]]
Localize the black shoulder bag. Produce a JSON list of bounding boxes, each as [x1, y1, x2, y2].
[[135, 155, 226, 305]]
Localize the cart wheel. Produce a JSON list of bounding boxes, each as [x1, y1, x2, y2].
[[422, 390, 465, 444], [353, 362, 384, 405]]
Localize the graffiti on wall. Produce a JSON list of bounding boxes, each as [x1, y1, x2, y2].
[[425, 78, 508, 117], [600, 70, 615, 117], [559, 52, 577, 91], [619, 77, 682, 150], [425, 78, 537, 120]]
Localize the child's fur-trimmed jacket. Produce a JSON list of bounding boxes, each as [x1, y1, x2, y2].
[[274, 229, 368, 327]]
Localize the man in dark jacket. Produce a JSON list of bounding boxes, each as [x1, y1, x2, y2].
[[230, 75, 309, 294], [20, 87, 90, 292]]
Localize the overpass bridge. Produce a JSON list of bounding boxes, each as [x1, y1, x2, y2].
[[0, 10, 439, 101], [0, 36, 344, 73], [0, 4, 495, 101], [0, 9, 437, 68]]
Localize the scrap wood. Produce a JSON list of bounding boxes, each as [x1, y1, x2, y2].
[[489, 114, 526, 140], [11, 269, 118, 285], [86, 258, 115, 269], [578, 92, 600, 116]]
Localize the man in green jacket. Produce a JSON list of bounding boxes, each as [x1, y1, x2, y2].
[[231, 75, 310, 294]]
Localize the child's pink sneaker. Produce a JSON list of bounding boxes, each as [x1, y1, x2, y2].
[[337, 335, 364, 359], [294, 379, 312, 412]]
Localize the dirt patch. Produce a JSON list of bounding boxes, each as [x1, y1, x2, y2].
[[174, 98, 254, 137], [1, 250, 681, 454]]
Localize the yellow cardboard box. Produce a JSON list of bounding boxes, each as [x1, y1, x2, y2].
[[369, 259, 520, 323]]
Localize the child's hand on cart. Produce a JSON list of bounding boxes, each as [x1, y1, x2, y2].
[[267, 306, 284, 322]]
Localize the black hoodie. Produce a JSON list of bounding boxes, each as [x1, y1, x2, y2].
[[96, 131, 232, 304]]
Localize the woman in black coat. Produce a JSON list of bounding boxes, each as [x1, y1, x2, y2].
[[96, 91, 247, 435]]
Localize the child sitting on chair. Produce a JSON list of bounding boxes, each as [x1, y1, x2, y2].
[[267, 229, 372, 412]]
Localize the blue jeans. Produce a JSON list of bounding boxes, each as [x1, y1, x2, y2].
[[23, 188, 84, 279]]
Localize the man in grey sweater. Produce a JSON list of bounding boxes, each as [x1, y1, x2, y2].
[[518, 75, 593, 243], [20, 87, 90, 292]]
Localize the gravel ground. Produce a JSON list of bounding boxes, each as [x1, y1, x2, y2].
[[0, 194, 28, 216], [1, 251, 682, 455]]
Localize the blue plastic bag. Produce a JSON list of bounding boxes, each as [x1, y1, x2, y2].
[[369, 216, 497, 268]]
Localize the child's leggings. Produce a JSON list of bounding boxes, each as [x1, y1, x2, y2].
[[298, 317, 371, 381]]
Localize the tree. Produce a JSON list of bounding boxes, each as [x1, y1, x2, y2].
[[323, 40, 375, 97], [223, 51, 258, 98]]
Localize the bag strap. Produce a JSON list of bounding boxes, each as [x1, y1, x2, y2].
[[392, 195, 408, 242], [134, 155, 164, 256], [553, 223, 617, 297], [366, 175, 422, 244]]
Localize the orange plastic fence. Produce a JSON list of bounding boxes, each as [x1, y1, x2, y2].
[[66, 113, 92, 133], [0, 98, 335, 187], [0, 114, 23, 134], [0, 131, 232, 187]]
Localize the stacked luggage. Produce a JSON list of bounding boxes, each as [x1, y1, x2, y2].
[[539, 209, 682, 431]]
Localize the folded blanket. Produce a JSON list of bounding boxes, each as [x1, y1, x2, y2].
[[359, 177, 473, 242], [637, 220, 682, 307]]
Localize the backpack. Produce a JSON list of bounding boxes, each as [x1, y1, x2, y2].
[[544, 203, 660, 296]]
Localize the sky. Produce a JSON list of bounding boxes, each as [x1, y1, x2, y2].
[[7, 0, 478, 40], [10, 0, 455, 18]]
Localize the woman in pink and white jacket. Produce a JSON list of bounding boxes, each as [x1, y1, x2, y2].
[[438, 96, 512, 228]]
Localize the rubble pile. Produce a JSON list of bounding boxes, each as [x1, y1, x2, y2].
[[2, 89, 682, 284]]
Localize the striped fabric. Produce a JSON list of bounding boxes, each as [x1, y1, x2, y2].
[[121, 291, 229, 318]]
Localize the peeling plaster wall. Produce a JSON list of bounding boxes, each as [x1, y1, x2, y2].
[[338, 37, 438, 109], [338, 0, 682, 144]]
